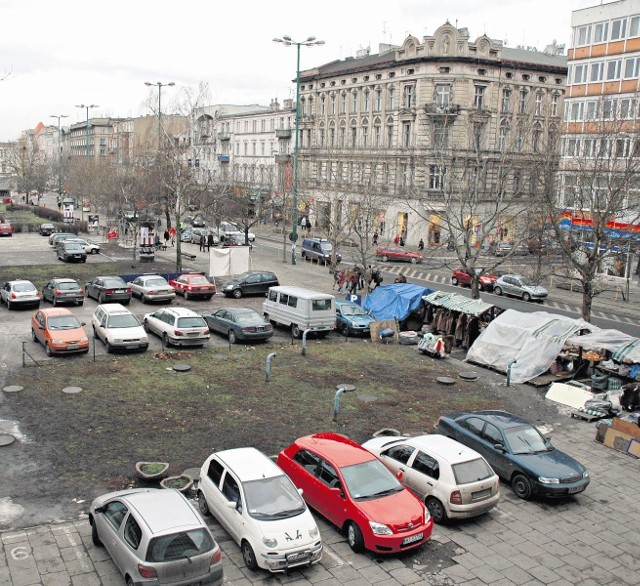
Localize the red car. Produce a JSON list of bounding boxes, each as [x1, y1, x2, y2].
[[0, 223, 13, 237], [169, 273, 216, 300], [451, 267, 497, 291], [276, 433, 432, 554], [375, 246, 422, 264]]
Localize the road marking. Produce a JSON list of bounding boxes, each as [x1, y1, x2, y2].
[[10, 546, 30, 560]]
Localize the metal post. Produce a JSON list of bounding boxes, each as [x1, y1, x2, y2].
[[265, 352, 277, 382], [333, 384, 355, 422], [291, 43, 301, 265], [301, 329, 311, 355], [507, 359, 517, 387], [144, 82, 175, 152], [50, 114, 68, 197]]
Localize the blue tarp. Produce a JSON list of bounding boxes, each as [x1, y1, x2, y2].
[[363, 283, 434, 321]]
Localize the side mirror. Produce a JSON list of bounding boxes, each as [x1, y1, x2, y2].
[[39, 325, 45, 330], [225, 500, 237, 510], [330, 487, 344, 499], [297, 487, 304, 496], [94, 506, 105, 514], [81, 322, 86, 326], [493, 443, 506, 452]]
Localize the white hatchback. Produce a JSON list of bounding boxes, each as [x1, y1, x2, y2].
[[143, 307, 210, 347], [92, 304, 149, 353], [362, 434, 500, 524], [197, 447, 322, 573]]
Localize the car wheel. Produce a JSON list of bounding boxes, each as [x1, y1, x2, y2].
[[382, 255, 389, 262], [232, 288, 243, 299], [45, 343, 52, 357], [340, 324, 350, 337], [126, 578, 134, 586], [347, 522, 364, 553], [426, 497, 447, 524], [197, 491, 210, 516], [91, 520, 102, 547], [184, 291, 189, 300], [512, 473, 533, 500], [122, 299, 130, 306], [98, 292, 105, 304], [143, 320, 150, 332], [451, 277, 459, 286], [523, 292, 531, 302], [77, 301, 84, 306], [228, 330, 237, 344], [31, 329, 37, 342], [105, 341, 113, 353], [241, 540, 258, 571], [411, 257, 418, 264], [162, 332, 170, 347], [91, 249, 98, 254], [291, 324, 302, 339], [494, 286, 503, 296], [6, 299, 11, 310]]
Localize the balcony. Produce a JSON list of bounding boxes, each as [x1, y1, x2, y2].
[[424, 103, 461, 118], [275, 128, 292, 139], [217, 154, 230, 163], [217, 133, 230, 141], [274, 153, 291, 163]]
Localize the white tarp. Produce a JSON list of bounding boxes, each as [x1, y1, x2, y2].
[[209, 247, 251, 278], [466, 309, 595, 384], [565, 329, 640, 364]]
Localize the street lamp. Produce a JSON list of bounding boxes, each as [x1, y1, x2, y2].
[[75, 104, 98, 157], [50, 114, 68, 196], [144, 81, 175, 150], [273, 35, 325, 264]]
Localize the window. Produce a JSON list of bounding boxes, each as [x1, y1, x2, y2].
[[519, 88, 529, 113], [462, 417, 485, 436], [402, 122, 411, 147], [375, 88, 382, 111], [339, 124, 346, 147], [330, 94, 336, 115], [498, 120, 509, 151], [222, 474, 241, 509], [535, 92, 543, 115], [594, 21, 609, 43], [403, 85, 415, 108], [320, 96, 326, 116], [293, 450, 320, 474], [606, 59, 622, 81], [576, 25, 591, 46], [611, 18, 627, 40], [436, 84, 451, 108], [482, 423, 503, 445], [624, 57, 640, 79], [474, 85, 485, 109], [318, 461, 340, 487], [473, 123, 484, 151], [412, 452, 440, 480], [363, 89, 370, 112], [383, 444, 414, 464], [374, 124, 381, 146], [551, 94, 559, 117], [501, 89, 511, 113], [312, 299, 331, 311], [433, 121, 449, 148], [351, 91, 358, 112], [388, 86, 395, 110], [351, 126, 357, 148], [532, 123, 543, 153], [387, 123, 394, 148], [362, 124, 369, 147], [341, 93, 347, 113], [513, 170, 522, 195], [124, 516, 142, 549], [631, 15, 640, 37], [207, 459, 225, 487], [429, 165, 444, 190], [104, 502, 128, 530], [573, 64, 587, 84]]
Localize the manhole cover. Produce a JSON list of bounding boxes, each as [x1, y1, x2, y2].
[[459, 372, 478, 381], [173, 363, 192, 372], [436, 377, 455, 385], [62, 386, 83, 394], [0, 434, 16, 447], [2, 385, 23, 393], [357, 393, 378, 403]]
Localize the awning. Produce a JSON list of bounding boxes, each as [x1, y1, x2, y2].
[[566, 329, 640, 363], [423, 291, 494, 317]]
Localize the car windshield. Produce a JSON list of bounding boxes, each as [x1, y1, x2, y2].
[[340, 304, 369, 316], [14, 283, 36, 292], [341, 459, 404, 500], [244, 475, 306, 520], [451, 458, 495, 485], [108, 314, 141, 328], [235, 272, 252, 281], [235, 311, 262, 324], [146, 529, 214, 562], [48, 316, 82, 330], [65, 243, 84, 250], [188, 276, 209, 284], [102, 279, 125, 288], [320, 243, 333, 251], [145, 278, 169, 287], [177, 316, 206, 328], [57, 282, 80, 291], [504, 425, 552, 455]]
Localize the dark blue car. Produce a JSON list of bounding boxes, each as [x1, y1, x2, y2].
[[335, 299, 374, 337], [434, 410, 589, 500]]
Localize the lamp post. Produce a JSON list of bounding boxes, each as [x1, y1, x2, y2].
[[144, 81, 175, 150], [50, 114, 68, 197], [273, 35, 325, 264], [75, 104, 98, 157]]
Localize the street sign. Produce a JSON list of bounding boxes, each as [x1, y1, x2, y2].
[[289, 231, 298, 242]]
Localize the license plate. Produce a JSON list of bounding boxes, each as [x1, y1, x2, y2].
[[115, 289, 124, 293], [472, 488, 492, 501], [568, 486, 584, 494], [126, 345, 138, 349], [286, 552, 309, 563], [402, 533, 423, 546], [67, 345, 79, 350]]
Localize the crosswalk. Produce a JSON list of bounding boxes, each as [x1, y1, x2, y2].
[[378, 264, 638, 325]]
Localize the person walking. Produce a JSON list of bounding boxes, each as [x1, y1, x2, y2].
[[393, 234, 400, 245], [169, 226, 176, 246], [199, 233, 206, 252], [399, 236, 405, 247], [164, 229, 170, 247], [418, 238, 425, 251], [207, 232, 214, 251]]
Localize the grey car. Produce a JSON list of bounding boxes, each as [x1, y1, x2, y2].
[[85, 276, 132, 304], [493, 274, 548, 301], [204, 307, 274, 344], [42, 278, 84, 306], [89, 488, 224, 586], [127, 274, 176, 303], [57, 241, 87, 263]]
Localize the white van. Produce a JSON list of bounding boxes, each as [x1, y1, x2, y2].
[[263, 286, 335, 338], [92, 303, 149, 353]]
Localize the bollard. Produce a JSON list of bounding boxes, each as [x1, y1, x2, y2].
[[265, 352, 277, 382], [506, 359, 517, 387], [301, 329, 312, 355], [333, 384, 356, 422]]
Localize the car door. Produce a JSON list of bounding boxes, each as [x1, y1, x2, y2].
[[217, 470, 243, 543], [130, 278, 142, 297], [405, 450, 441, 501], [244, 273, 262, 295], [200, 458, 237, 536], [210, 310, 227, 334], [478, 422, 510, 478], [378, 443, 415, 482], [291, 449, 324, 513], [33, 311, 46, 345], [0, 283, 7, 303], [43, 281, 53, 302], [261, 273, 277, 293], [94, 308, 108, 342], [146, 311, 162, 335], [503, 276, 518, 296], [96, 500, 129, 573]]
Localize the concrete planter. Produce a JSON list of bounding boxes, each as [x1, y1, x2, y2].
[[135, 461, 169, 481], [160, 475, 194, 493]]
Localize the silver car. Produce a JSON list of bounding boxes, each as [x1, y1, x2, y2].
[[1, 280, 41, 309], [493, 274, 548, 301], [89, 488, 223, 586], [143, 307, 210, 347], [127, 274, 176, 303]]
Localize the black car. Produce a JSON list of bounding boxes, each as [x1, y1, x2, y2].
[[204, 307, 273, 344], [57, 241, 87, 263], [42, 278, 85, 306], [434, 410, 589, 500], [85, 276, 132, 304], [39, 223, 55, 236], [221, 271, 279, 299]]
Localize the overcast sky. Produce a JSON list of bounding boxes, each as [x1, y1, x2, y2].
[[0, 0, 600, 142]]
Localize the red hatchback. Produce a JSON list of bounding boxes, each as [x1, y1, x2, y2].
[[451, 267, 497, 291], [169, 273, 216, 300], [277, 433, 432, 554], [375, 246, 422, 264]]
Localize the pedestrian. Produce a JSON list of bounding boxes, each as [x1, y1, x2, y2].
[[207, 232, 214, 251], [343, 268, 352, 295], [394, 273, 407, 284], [333, 269, 342, 290], [373, 231, 379, 246], [164, 229, 170, 246], [350, 270, 360, 294], [418, 238, 425, 251], [154, 234, 160, 248], [199, 233, 206, 252], [399, 236, 405, 247], [393, 234, 399, 245], [365, 265, 374, 292], [372, 269, 383, 289], [169, 226, 176, 246]]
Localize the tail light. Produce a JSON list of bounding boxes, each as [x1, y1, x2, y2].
[[126, 288, 132, 293], [54, 290, 61, 296], [137, 564, 157, 579], [36, 291, 40, 297], [211, 546, 222, 564], [450, 490, 463, 505], [174, 330, 185, 336], [11, 293, 16, 299], [105, 289, 114, 294]]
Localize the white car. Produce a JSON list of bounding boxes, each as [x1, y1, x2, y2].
[[127, 275, 176, 303], [1, 279, 41, 309], [143, 307, 210, 347], [60, 237, 101, 254], [92, 304, 149, 353], [362, 434, 500, 524], [219, 221, 255, 242], [197, 447, 322, 573]]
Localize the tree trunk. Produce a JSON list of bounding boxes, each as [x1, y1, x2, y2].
[[470, 278, 480, 300], [581, 281, 593, 322]]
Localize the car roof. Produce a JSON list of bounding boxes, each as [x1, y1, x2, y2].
[[452, 410, 531, 429], [52, 278, 80, 283], [295, 433, 376, 467], [392, 435, 484, 464], [39, 307, 74, 317], [268, 286, 334, 300], [335, 299, 362, 307], [164, 307, 200, 316], [123, 489, 202, 534], [214, 447, 283, 481], [8, 279, 35, 285], [97, 303, 131, 314]]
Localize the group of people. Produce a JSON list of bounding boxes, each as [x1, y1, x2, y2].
[[161, 228, 176, 247], [199, 232, 216, 251], [333, 265, 384, 294]]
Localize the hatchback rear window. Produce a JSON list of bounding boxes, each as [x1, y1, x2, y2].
[[58, 282, 80, 291], [312, 299, 331, 311], [451, 458, 494, 485], [177, 317, 206, 328], [14, 283, 36, 292], [146, 529, 214, 562]]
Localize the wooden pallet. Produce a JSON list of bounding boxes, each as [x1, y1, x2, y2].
[[570, 409, 603, 422]]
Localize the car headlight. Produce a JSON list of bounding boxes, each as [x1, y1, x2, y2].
[[425, 509, 431, 524], [369, 521, 392, 535], [309, 527, 319, 539], [262, 536, 278, 548], [538, 476, 560, 484], [583, 471, 589, 479], [80, 336, 88, 342], [223, 285, 232, 291]]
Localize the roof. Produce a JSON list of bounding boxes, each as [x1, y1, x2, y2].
[[40, 307, 74, 317], [402, 435, 485, 465], [423, 291, 494, 317], [297, 433, 376, 467], [215, 447, 282, 482], [125, 489, 201, 534], [165, 307, 200, 316], [268, 286, 334, 300], [501, 46, 567, 69]]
